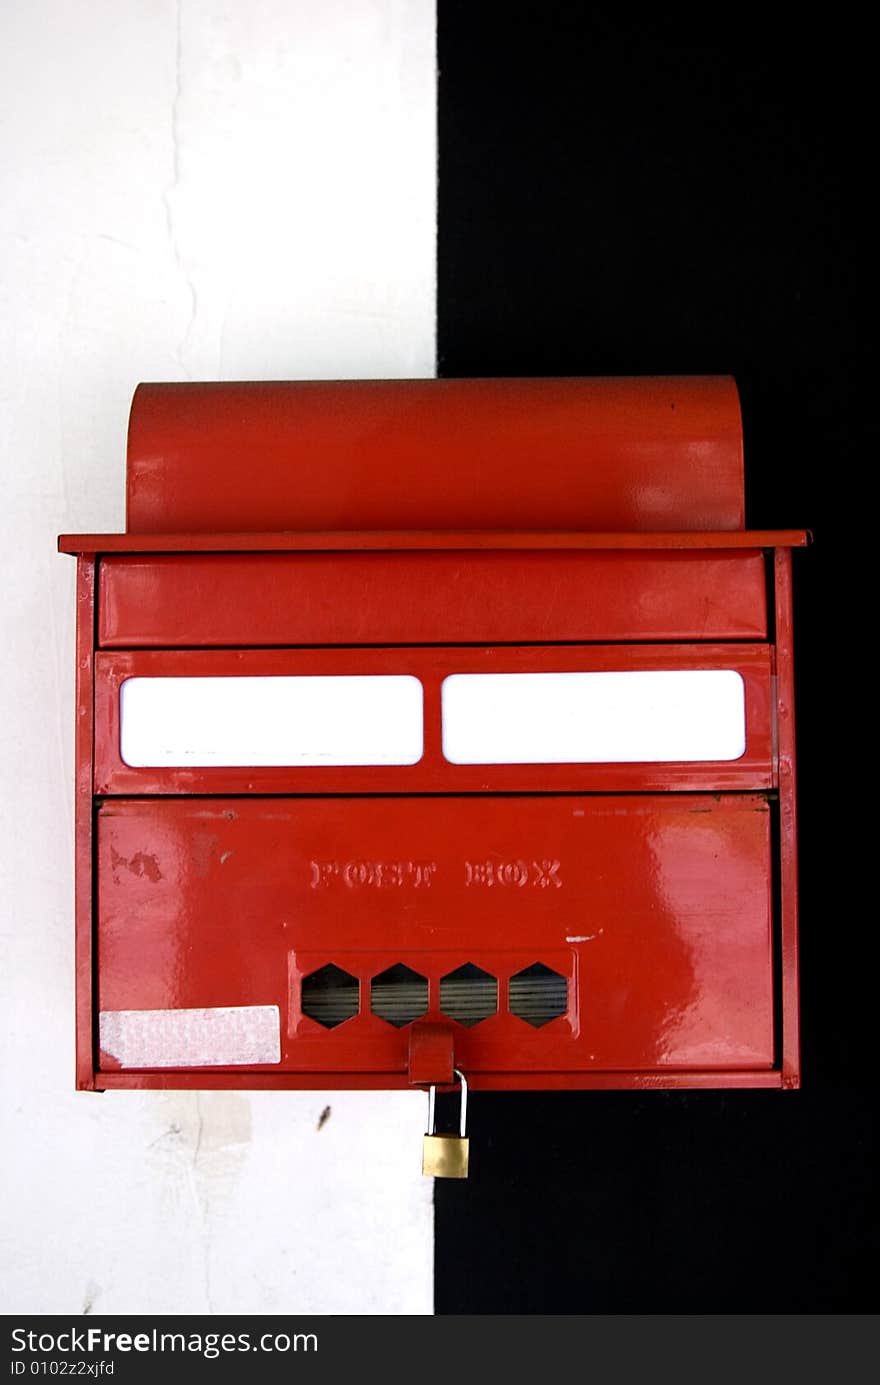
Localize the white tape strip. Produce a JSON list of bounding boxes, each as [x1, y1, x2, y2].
[[98, 1005, 281, 1068]]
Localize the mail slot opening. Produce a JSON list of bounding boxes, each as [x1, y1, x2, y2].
[[119, 674, 424, 767], [441, 669, 746, 764]]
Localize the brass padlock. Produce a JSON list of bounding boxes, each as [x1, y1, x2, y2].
[[422, 1068, 469, 1179]]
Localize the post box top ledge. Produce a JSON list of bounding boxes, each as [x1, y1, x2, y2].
[[59, 376, 808, 552]]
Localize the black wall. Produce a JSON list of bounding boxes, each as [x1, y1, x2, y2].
[[435, 3, 870, 1313]]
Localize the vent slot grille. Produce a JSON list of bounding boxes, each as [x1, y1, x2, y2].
[[370, 963, 429, 1028], [301, 964, 359, 1029], [298, 960, 570, 1030], [508, 963, 568, 1027], [440, 963, 498, 1027]]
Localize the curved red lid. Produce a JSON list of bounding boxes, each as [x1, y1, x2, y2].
[[127, 376, 744, 533]]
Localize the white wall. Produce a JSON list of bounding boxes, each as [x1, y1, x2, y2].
[[0, 0, 436, 1315]]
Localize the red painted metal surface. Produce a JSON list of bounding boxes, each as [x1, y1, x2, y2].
[[97, 550, 768, 647], [96, 795, 774, 1087], [774, 549, 800, 1086], [126, 378, 745, 534], [95, 1070, 787, 1091], [74, 558, 96, 1090], [59, 375, 802, 1094], [408, 1024, 456, 1086], [93, 643, 773, 797], [59, 529, 809, 554]]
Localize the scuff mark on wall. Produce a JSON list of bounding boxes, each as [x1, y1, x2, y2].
[[81, 1280, 101, 1316], [147, 1091, 254, 1315]]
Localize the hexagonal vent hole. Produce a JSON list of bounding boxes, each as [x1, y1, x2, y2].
[[509, 962, 568, 1027], [440, 963, 498, 1028], [301, 963, 359, 1029], [370, 963, 428, 1028]]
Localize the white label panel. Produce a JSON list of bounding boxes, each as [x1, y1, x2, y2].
[[98, 1005, 281, 1068], [119, 675, 424, 767], [441, 670, 746, 764]]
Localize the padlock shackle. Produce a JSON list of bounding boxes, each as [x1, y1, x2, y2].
[[454, 1068, 468, 1138], [427, 1068, 468, 1138]]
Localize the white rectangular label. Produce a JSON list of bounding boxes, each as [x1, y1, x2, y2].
[[441, 670, 746, 764], [120, 675, 423, 767], [98, 1005, 281, 1068]]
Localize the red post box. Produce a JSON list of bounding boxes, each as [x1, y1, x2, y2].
[[59, 377, 804, 1102]]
